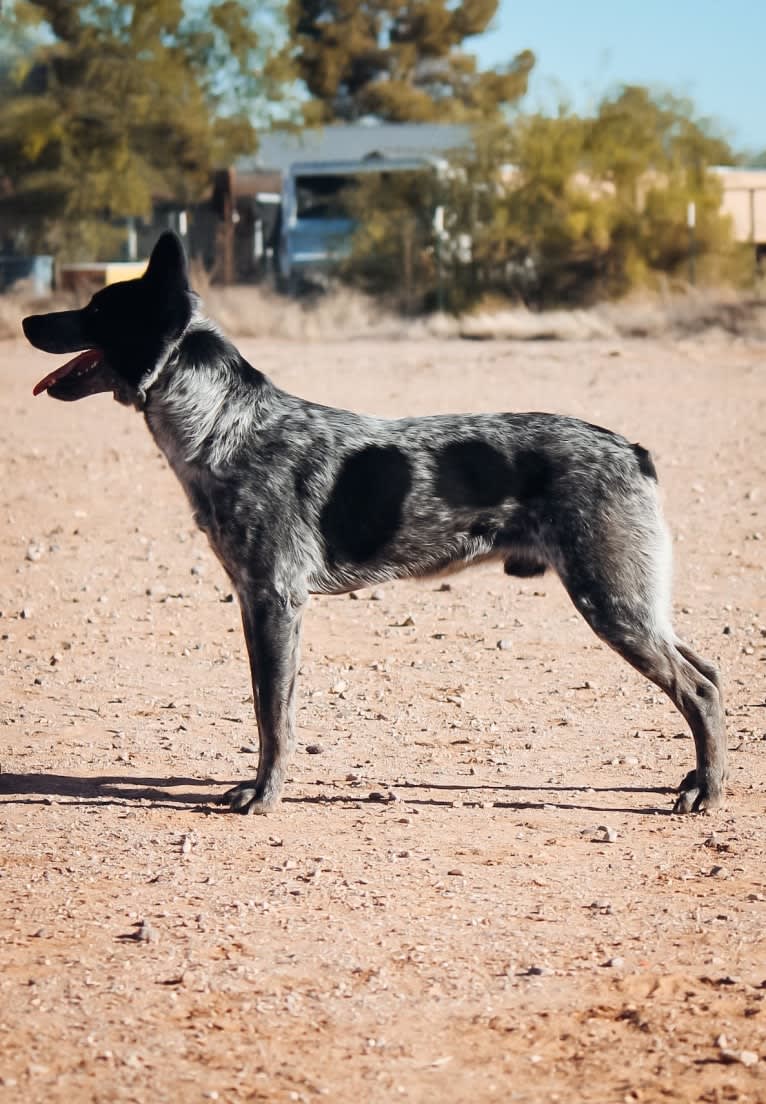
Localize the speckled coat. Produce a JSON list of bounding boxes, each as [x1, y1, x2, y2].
[[22, 233, 726, 817]]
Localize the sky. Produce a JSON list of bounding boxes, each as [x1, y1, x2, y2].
[[474, 0, 765, 156]]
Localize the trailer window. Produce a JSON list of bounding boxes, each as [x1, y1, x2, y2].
[[295, 175, 357, 219]]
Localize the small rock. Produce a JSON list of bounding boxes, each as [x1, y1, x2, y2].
[[348, 591, 359, 600], [738, 1051, 759, 1068], [20, 607, 31, 620], [437, 582, 452, 592], [26, 542, 44, 562], [331, 679, 348, 694], [120, 919, 158, 944], [447, 869, 464, 877], [368, 790, 398, 804], [305, 743, 324, 755], [604, 956, 625, 969], [596, 825, 618, 843], [496, 639, 513, 651], [369, 589, 383, 601], [709, 865, 728, 878], [719, 1046, 759, 1067]]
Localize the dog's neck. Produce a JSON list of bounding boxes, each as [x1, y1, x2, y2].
[[142, 314, 271, 471]]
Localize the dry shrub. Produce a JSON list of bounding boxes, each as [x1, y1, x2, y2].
[[202, 283, 416, 341], [460, 289, 766, 342], [459, 307, 613, 341], [4, 276, 765, 346]]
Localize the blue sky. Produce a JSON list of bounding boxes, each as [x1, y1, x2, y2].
[[475, 0, 764, 155]]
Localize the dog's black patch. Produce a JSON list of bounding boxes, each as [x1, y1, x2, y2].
[[434, 442, 555, 509], [321, 446, 412, 563], [434, 440, 514, 508], [633, 443, 657, 482], [182, 327, 232, 368], [182, 331, 266, 389], [514, 449, 554, 500]]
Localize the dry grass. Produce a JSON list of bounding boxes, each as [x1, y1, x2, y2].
[[460, 289, 766, 341], [4, 277, 765, 344], [203, 283, 411, 341], [183, 283, 766, 343]]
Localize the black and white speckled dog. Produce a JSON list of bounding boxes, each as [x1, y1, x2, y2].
[[22, 232, 726, 815]]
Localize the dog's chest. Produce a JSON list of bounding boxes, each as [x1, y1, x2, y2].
[[145, 414, 233, 556]]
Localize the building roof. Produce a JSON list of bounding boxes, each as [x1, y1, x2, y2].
[[239, 122, 473, 174]]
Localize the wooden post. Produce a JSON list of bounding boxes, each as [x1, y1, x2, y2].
[[222, 168, 235, 286]]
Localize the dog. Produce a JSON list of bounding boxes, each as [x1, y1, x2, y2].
[[22, 231, 726, 815]]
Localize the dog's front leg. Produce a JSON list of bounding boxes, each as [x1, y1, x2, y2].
[[224, 587, 305, 814]]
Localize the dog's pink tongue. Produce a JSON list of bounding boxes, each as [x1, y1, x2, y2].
[[33, 348, 103, 396]]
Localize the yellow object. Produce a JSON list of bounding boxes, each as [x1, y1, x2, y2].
[[104, 262, 147, 284], [58, 260, 148, 291]]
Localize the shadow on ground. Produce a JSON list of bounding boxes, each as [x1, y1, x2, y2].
[[0, 771, 674, 815]]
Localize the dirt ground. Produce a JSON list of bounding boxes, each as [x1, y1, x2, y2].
[[1, 333, 765, 1103]]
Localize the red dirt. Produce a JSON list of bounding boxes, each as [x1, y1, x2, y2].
[[1, 334, 765, 1103]]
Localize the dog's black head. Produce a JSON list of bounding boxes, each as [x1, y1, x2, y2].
[[23, 231, 194, 403]]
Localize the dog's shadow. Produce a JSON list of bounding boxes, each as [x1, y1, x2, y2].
[[0, 771, 674, 816]]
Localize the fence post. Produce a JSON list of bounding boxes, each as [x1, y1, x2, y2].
[[687, 201, 696, 286]]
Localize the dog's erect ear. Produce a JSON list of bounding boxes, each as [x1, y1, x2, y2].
[[144, 231, 189, 291]]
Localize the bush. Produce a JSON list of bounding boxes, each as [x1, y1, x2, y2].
[[340, 86, 747, 311]]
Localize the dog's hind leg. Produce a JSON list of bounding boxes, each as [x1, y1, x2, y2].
[[674, 639, 723, 695], [224, 587, 305, 814], [554, 508, 726, 813], [670, 639, 725, 800]]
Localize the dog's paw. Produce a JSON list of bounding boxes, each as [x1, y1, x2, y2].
[[672, 772, 725, 814], [221, 781, 281, 815]]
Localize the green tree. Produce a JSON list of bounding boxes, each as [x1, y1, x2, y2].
[[0, 0, 294, 259], [288, 0, 534, 123]]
